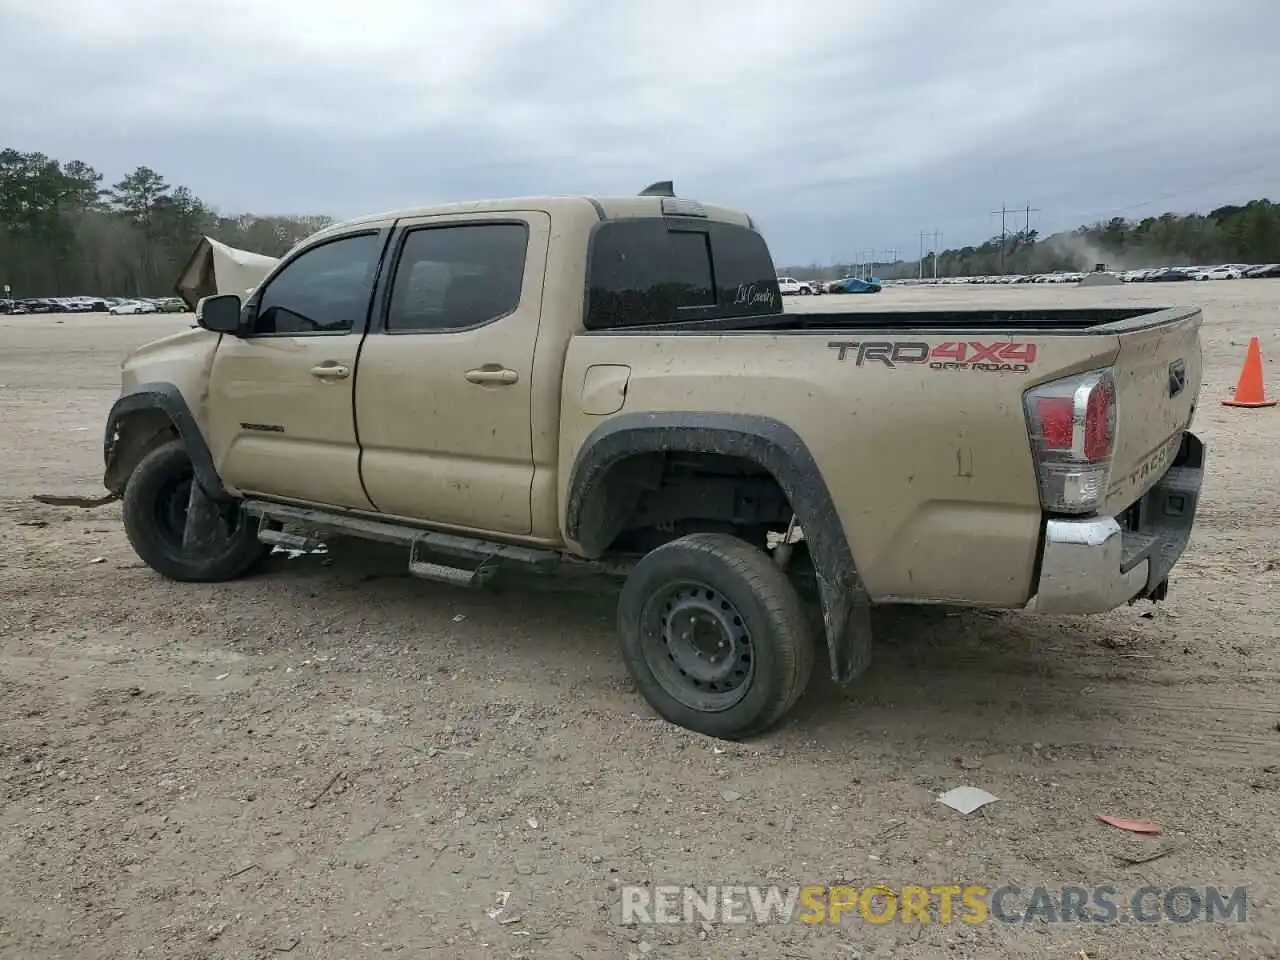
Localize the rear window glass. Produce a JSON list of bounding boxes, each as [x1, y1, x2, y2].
[[585, 219, 779, 329]]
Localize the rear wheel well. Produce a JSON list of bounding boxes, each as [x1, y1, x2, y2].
[[105, 409, 179, 494], [580, 451, 800, 558]]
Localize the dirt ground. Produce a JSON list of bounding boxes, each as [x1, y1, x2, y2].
[[2, 282, 1278, 960]]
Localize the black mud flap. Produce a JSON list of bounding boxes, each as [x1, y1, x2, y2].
[[182, 480, 231, 552], [818, 573, 873, 684]]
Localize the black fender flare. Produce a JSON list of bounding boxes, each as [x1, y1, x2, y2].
[[565, 412, 872, 683], [103, 382, 230, 500]]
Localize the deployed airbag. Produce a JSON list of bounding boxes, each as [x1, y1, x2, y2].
[[173, 236, 279, 309]]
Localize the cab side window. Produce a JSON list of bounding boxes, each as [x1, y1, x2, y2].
[[385, 223, 529, 333], [252, 232, 382, 335], [584, 220, 779, 329]]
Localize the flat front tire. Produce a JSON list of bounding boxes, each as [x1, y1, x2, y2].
[[618, 533, 815, 740], [122, 439, 268, 582]]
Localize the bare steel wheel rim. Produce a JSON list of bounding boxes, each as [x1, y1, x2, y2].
[[640, 580, 755, 712]]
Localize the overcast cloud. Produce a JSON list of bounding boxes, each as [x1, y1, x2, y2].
[[3, 0, 1278, 264]]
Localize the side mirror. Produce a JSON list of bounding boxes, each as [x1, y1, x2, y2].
[[196, 294, 244, 335]]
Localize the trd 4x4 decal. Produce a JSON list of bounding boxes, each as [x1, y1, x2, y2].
[[828, 340, 1037, 372]]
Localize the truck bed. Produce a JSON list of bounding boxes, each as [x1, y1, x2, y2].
[[562, 301, 1202, 605]]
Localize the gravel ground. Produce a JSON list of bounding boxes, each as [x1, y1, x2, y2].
[[1, 282, 1278, 959]]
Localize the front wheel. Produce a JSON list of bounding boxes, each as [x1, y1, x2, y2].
[[122, 439, 269, 582], [618, 533, 815, 740]]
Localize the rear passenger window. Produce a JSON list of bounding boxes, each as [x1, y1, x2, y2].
[[386, 223, 529, 332], [585, 219, 779, 329]]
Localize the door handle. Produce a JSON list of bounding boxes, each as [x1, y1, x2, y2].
[[465, 367, 519, 385], [310, 363, 350, 380]]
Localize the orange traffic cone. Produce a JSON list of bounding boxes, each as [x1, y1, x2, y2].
[[1223, 336, 1276, 408]]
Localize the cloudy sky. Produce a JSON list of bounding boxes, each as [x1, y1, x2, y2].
[[4, 0, 1278, 265]]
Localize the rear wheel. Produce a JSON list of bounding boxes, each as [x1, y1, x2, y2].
[[122, 440, 268, 582], [618, 533, 815, 740]]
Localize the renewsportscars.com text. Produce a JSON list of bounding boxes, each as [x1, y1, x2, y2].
[[620, 884, 1249, 926]]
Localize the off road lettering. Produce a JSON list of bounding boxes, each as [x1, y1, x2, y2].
[[971, 363, 1030, 372]]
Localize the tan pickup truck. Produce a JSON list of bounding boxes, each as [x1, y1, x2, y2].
[[103, 182, 1206, 739]]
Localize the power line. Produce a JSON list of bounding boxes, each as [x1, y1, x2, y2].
[[991, 203, 1038, 274]]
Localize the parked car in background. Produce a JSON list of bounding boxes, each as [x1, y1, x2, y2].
[[776, 277, 814, 296], [826, 276, 882, 294], [156, 298, 190, 313], [109, 300, 159, 315], [1193, 266, 1241, 281], [1147, 268, 1191, 282]]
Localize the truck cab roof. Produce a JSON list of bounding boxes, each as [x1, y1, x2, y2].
[[311, 194, 755, 241]]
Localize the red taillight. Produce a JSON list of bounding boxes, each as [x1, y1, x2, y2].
[[1034, 396, 1075, 449], [1024, 369, 1118, 514], [1083, 376, 1115, 460]]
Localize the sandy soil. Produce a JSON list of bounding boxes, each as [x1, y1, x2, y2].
[[1, 283, 1278, 959]]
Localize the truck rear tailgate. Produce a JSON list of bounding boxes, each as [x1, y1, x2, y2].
[[1101, 308, 1202, 513]]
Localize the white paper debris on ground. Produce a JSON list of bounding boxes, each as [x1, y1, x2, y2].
[[486, 891, 522, 925], [937, 786, 999, 815]]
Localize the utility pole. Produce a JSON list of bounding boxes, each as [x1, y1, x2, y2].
[[991, 205, 1011, 275], [920, 231, 942, 281]]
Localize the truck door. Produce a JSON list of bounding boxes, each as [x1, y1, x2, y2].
[[353, 211, 550, 535], [204, 227, 390, 509]]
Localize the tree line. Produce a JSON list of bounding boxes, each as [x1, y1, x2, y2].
[[4, 145, 1278, 296], [1, 147, 331, 298], [788, 199, 1280, 281]]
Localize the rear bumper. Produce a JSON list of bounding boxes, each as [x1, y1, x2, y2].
[[1025, 431, 1205, 614]]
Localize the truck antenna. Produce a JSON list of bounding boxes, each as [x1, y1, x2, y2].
[[638, 181, 675, 198]]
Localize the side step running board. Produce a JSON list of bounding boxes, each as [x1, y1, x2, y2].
[[409, 538, 498, 587], [243, 500, 561, 587]]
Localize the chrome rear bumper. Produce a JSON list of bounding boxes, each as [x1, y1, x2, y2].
[[1025, 432, 1204, 615]]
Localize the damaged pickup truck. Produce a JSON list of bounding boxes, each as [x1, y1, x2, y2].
[[103, 182, 1206, 739]]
